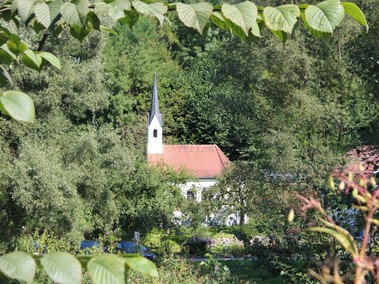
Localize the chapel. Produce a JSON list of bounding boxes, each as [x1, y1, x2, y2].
[[146, 74, 231, 202]]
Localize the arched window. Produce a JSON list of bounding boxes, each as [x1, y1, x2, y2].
[[153, 129, 158, 138]]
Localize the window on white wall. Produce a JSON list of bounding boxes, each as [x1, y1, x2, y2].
[[186, 190, 195, 201], [153, 129, 158, 138]]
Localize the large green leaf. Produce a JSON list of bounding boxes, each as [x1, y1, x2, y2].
[[341, 2, 368, 32], [39, 51, 61, 70], [86, 11, 101, 30], [11, 0, 19, 14], [76, 0, 90, 22], [87, 255, 125, 284], [263, 5, 300, 34], [222, 1, 259, 37], [133, 1, 167, 25], [111, 0, 131, 12], [41, 252, 82, 284], [0, 44, 17, 65], [210, 12, 228, 31], [0, 66, 12, 86], [300, 10, 332, 37], [34, 0, 63, 28], [61, 2, 82, 26], [123, 255, 158, 278], [0, 90, 35, 122], [7, 36, 27, 55], [17, 0, 36, 22], [176, 3, 213, 34], [304, 0, 344, 33], [70, 24, 90, 41], [22, 49, 42, 70], [96, 0, 131, 22], [0, 29, 9, 46], [0, 251, 36, 283], [34, 2, 51, 28], [49, 0, 63, 22], [119, 10, 139, 28]]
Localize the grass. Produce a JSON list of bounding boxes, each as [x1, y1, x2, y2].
[[127, 257, 284, 284], [144, 227, 242, 257], [143, 227, 286, 283], [217, 260, 284, 283]]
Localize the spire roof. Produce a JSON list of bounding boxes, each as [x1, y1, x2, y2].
[[148, 73, 162, 126]]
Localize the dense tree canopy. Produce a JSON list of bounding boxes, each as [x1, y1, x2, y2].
[[0, 0, 376, 259], [0, 0, 368, 123]]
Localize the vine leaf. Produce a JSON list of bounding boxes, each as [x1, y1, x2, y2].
[[88, 255, 125, 284], [133, 1, 167, 25], [0, 251, 36, 283], [222, 1, 259, 37], [176, 3, 213, 34], [0, 90, 35, 122], [263, 5, 300, 34], [41, 252, 82, 284], [304, 0, 344, 34], [341, 2, 368, 32]]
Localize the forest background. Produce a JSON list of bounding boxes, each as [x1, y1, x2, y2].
[[0, 0, 378, 279]]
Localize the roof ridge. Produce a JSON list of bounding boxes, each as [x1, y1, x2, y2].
[[214, 145, 230, 169]]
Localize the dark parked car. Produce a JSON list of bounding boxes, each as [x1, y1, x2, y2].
[[117, 241, 156, 261]]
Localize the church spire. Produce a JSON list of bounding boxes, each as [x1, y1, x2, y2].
[[148, 73, 162, 126], [147, 73, 163, 154]]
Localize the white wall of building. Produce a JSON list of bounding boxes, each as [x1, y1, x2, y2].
[[174, 178, 248, 226], [147, 116, 163, 154]]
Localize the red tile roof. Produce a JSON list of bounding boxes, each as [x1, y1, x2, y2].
[[147, 145, 231, 178]]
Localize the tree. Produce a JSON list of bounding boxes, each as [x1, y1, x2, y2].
[[203, 162, 262, 225], [103, 18, 188, 144], [0, 0, 368, 122]]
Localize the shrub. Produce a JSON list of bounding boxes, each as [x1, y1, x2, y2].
[[182, 236, 212, 257], [230, 224, 260, 245]]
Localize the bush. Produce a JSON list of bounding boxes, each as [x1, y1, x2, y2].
[[229, 224, 260, 245], [182, 236, 212, 257]]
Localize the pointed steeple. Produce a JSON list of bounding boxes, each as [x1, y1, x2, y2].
[[148, 73, 162, 126], [147, 73, 163, 154]]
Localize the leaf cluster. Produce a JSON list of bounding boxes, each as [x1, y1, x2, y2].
[[0, 251, 157, 284]]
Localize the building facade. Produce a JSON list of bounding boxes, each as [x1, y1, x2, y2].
[[146, 74, 243, 225]]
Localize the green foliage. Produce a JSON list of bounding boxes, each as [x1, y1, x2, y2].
[[0, 90, 35, 121], [0, 25, 60, 122], [0, 251, 158, 284], [2, 0, 366, 42], [182, 236, 212, 257], [103, 18, 187, 143]]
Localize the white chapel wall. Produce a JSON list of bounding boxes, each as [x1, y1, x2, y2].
[[147, 116, 163, 154]]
